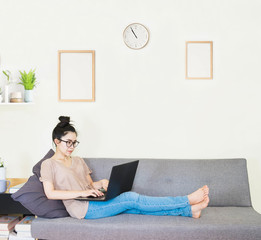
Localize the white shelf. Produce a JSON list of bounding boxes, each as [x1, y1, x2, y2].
[[0, 103, 34, 105]]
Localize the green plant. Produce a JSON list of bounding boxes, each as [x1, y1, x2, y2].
[[3, 70, 11, 82], [18, 69, 37, 90]]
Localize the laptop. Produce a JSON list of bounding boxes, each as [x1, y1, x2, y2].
[[75, 160, 139, 201]]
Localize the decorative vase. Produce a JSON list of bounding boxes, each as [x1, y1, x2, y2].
[[24, 90, 33, 102], [5, 85, 9, 103], [0, 168, 6, 180]]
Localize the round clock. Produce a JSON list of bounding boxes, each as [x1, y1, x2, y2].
[[123, 23, 149, 50]]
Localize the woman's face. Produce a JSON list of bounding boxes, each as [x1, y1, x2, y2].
[[55, 131, 78, 157]]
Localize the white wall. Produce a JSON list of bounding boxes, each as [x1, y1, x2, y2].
[[0, 0, 261, 213]]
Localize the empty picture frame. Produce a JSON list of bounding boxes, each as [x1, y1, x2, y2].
[[186, 41, 213, 80], [58, 50, 95, 102]]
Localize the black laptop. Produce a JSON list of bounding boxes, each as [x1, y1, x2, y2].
[[75, 160, 139, 201]]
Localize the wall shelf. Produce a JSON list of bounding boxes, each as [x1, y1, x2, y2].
[[0, 103, 34, 106]]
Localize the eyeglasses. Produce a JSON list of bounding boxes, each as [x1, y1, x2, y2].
[[59, 139, 80, 148]]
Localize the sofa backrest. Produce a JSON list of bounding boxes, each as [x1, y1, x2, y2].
[[84, 158, 251, 207]]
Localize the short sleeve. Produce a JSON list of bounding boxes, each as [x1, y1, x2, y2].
[[40, 159, 54, 184], [79, 157, 92, 175]]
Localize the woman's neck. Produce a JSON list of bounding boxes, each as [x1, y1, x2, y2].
[[53, 151, 71, 162]]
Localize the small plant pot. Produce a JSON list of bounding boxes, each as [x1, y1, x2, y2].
[[0, 168, 6, 180], [24, 90, 33, 102]]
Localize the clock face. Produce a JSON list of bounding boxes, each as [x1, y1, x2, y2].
[[123, 23, 149, 50]]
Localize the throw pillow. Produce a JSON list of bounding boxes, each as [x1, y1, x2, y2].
[[11, 149, 69, 218], [33, 149, 55, 178], [11, 175, 69, 218]]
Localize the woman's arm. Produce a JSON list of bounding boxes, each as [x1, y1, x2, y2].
[[42, 181, 104, 200], [86, 175, 109, 191]]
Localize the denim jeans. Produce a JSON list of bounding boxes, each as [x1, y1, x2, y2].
[[84, 192, 192, 219]]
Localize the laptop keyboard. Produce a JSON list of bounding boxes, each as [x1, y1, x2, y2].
[[75, 194, 106, 201]]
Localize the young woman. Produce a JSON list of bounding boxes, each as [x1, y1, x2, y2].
[[40, 116, 209, 220]]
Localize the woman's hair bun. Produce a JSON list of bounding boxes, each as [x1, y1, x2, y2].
[[58, 116, 70, 128], [52, 116, 77, 143]]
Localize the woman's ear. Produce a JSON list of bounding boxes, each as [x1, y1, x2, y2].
[[54, 138, 60, 146]]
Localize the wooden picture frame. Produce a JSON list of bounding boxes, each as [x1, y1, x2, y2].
[[58, 50, 95, 102], [186, 41, 213, 80]]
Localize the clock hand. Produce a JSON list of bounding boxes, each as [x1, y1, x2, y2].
[[130, 27, 138, 39]]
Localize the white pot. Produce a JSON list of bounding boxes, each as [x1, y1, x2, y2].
[[24, 90, 34, 102], [0, 168, 6, 180], [0, 95, 3, 103]]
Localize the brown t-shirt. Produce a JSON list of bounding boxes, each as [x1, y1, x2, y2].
[[40, 156, 92, 219]]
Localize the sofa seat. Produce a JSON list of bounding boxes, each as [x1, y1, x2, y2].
[[32, 207, 261, 240], [30, 158, 261, 240]]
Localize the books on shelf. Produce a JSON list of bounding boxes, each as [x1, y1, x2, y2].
[[15, 216, 35, 232], [14, 216, 35, 239], [0, 237, 8, 240], [9, 231, 34, 240], [0, 229, 13, 236], [0, 215, 20, 239], [0, 215, 35, 239], [17, 231, 33, 238], [0, 216, 20, 231], [9, 183, 25, 194]]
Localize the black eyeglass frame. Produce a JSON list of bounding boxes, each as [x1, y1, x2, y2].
[[59, 139, 80, 148]]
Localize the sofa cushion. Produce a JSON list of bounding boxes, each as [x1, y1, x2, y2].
[[31, 207, 261, 240], [11, 149, 69, 218]]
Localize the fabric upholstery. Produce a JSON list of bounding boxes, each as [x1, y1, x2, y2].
[[31, 158, 261, 240], [11, 175, 69, 218], [12, 149, 69, 218], [85, 158, 251, 207], [32, 207, 261, 240], [33, 149, 55, 178]]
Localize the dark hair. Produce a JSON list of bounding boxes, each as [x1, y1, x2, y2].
[[52, 116, 77, 145]]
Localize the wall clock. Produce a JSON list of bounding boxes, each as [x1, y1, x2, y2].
[[123, 23, 149, 50]]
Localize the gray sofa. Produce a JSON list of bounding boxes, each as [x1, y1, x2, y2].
[[32, 158, 261, 240]]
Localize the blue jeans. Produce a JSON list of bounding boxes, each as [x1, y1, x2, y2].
[[84, 192, 192, 219]]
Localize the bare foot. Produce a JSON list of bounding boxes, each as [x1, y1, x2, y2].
[[188, 185, 209, 205], [191, 196, 209, 219]]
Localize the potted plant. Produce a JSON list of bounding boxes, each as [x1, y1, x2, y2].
[[3, 70, 11, 103], [0, 158, 5, 180], [18, 69, 37, 102], [3, 70, 11, 82]]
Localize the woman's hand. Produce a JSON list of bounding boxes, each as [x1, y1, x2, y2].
[[82, 189, 104, 198], [91, 179, 109, 191], [42, 181, 104, 200], [99, 179, 109, 191]]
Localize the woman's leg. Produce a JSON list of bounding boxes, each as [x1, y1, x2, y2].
[[85, 192, 191, 219], [123, 206, 192, 217], [124, 195, 210, 218]]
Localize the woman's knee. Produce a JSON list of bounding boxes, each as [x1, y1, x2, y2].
[[120, 191, 140, 201]]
